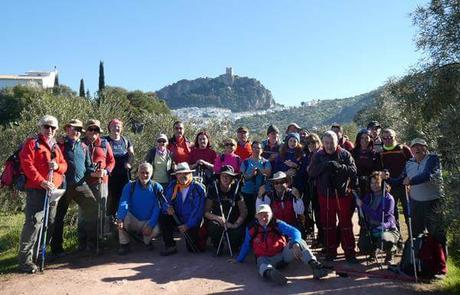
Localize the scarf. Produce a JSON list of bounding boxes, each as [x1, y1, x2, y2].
[[171, 178, 192, 201]]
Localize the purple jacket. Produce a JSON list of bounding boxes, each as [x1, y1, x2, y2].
[[361, 191, 397, 233]]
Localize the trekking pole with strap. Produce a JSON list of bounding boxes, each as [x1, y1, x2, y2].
[[352, 191, 373, 266], [94, 161, 104, 255], [158, 191, 199, 253], [376, 178, 386, 269], [35, 167, 54, 271], [215, 179, 240, 257], [405, 185, 418, 283]]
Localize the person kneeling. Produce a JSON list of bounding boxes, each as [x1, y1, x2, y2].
[[235, 204, 330, 285], [356, 171, 400, 264], [116, 162, 162, 255]]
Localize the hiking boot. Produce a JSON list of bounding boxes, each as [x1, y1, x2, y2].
[[308, 259, 330, 279], [384, 251, 394, 265], [345, 255, 359, 264], [160, 246, 178, 256], [118, 243, 130, 255], [265, 268, 287, 286], [19, 263, 38, 274]]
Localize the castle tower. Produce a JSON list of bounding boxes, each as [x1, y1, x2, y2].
[[224, 67, 234, 86]]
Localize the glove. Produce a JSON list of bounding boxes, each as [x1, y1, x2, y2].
[[328, 161, 342, 172]]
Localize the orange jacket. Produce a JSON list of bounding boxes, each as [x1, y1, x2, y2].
[[235, 141, 252, 161], [20, 134, 67, 190]]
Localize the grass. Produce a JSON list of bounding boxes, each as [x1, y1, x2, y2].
[[0, 207, 79, 275], [0, 213, 23, 274], [436, 254, 460, 294]]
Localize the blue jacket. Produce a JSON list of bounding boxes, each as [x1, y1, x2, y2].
[[117, 180, 162, 228], [61, 137, 94, 186], [237, 219, 301, 262], [162, 180, 206, 229]]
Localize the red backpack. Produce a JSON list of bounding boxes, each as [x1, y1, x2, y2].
[[0, 147, 23, 190]]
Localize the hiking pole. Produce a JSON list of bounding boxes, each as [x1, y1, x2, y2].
[[352, 191, 373, 266], [159, 192, 199, 253], [94, 161, 104, 255], [36, 168, 54, 272], [214, 180, 232, 256], [376, 178, 386, 269], [405, 185, 418, 283]]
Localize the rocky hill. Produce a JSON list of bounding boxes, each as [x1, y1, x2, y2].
[[156, 69, 276, 112], [234, 89, 381, 133]]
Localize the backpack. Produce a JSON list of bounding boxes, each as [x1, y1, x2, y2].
[[0, 148, 22, 190], [1, 139, 43, 191], [400, 233, 447, 279]]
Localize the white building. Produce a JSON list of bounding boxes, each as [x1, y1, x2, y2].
[[0, 70, 58, 89]]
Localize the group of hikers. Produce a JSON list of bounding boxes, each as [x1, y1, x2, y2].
[[14, 115, 447, 285]]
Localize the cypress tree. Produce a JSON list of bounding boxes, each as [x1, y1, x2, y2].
[[99, 61, 105, 92], [79, 79, 85, 97], [54, 74, 59, 87]]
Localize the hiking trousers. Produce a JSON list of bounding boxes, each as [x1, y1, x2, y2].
[[319, 193, 356, 257], [119, 212, 159, 245], [18, 189, 57, 267], [257, 239, 316, 277], [51, 182, 96, 252]]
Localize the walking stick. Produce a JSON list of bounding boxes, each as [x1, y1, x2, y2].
[[35, 167, 54, 271], [405, 185, 418, 283], [215, 179, 240, 257], [352, 191, 373, 266], [375, 179, 386, 269], [159, 191, 199, 253], [94, 161, 104, 255]]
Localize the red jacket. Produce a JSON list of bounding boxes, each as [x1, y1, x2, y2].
[[250, 222, 287, 257], [85, 137, 115, 184], [168, 136, 192, 164], [20, 134, 67, 190]]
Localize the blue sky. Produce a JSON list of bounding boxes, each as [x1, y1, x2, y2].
[[1, 1, 426, 106]]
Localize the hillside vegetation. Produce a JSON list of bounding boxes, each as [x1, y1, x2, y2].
[[235, 89, 380, 132]]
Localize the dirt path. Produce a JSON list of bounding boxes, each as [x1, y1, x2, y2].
[[0, 215, 442, 295]]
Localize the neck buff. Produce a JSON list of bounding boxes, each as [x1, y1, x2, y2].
[[171, 178, 192, 201], [383, 143, 397, 151]]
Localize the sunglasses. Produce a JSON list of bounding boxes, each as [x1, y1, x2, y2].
[[273, 181, 285, 185], [87, 127, 100, 132], [224, 143, 235, 147], [71, 127, 83, 132], [157, 139, 166, 143], [43, 124, 57, 130], [382, 136, 393, 140]]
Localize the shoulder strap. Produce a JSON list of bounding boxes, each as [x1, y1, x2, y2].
[[129, 180, 136, 201]]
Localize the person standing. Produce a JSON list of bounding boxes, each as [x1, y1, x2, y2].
[[168, 121, 192, 164], [240, 141, 271, 223], [18, 115, 67, 273], [145, 134, 174, 188], [351, 129, 382, 197], [367, 121, 383, 153], [51, 119, 96, 256], [381, 128, 412, 244], [308, 131, 358, 263], [104, 119, 134, 218], [331, 123, 354, 152], [235, 127, 252, 161], [189, 131, 217, 186], [261, 125, 281, 169], [83, 119, 115, 242], [388, 138, 447, 272]]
